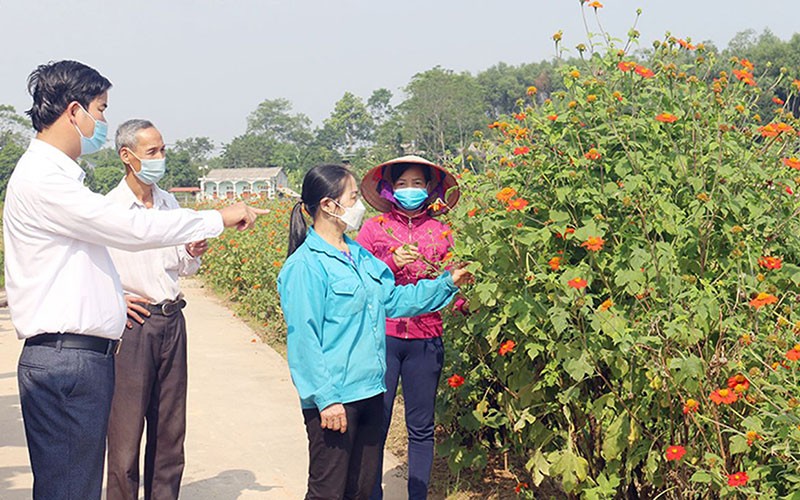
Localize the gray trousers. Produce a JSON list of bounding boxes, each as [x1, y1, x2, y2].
[[106, 308, 188, 500]]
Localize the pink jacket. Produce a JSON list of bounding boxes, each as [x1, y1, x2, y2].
[[356, 208, 453, 339]]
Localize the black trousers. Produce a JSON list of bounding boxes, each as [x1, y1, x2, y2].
[[106, 309, 188, 500], [303, 394, 384, 499]]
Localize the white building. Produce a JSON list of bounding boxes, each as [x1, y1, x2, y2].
[[199, 167, 290, 200]]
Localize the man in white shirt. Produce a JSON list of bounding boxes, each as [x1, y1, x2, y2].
[[3, 60, 267, 500], [105, 119, 208, 500]]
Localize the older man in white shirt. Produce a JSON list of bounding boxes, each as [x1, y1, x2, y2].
[[105, 119, 208, 500], [3, 60, 267, 500]]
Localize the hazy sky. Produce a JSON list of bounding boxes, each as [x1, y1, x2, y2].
[[1, 0, 798, 146]]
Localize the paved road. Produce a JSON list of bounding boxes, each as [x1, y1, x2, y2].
[[0, 280, 405, 499]]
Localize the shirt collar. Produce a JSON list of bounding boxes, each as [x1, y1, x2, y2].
[[112, 178, 170, 209], [28, 138, 87, 183], [306, 227, 363, 263]]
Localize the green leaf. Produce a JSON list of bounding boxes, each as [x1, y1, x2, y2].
[[549, 449, 589, 492], [563, 352, 594, 382], [526, 449, 550, 487], [690, 470, 712, 484], [730, 435, 749, 455], [602, 413, 629, 461]]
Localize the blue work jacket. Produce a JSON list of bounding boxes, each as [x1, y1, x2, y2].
[[277, 227, 458, 410]]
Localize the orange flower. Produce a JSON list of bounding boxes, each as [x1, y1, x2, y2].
[[495, 187, 517, 203], [759, 124, 779, 137], [498, 340, 516, 356], [783, 157, 800, 170], [587, 94, 597, 103], [793, 79, 800, 92], [727, 471, 748, 487], [739, 334, 753, 346], [776, 122, 796, 134], [548, 257, 562, 271], [758, 256, 782, 270], [507, 198, 529, 211], [552, 31, 563, 42], [547, 114, 558, 121], [665, 445, 686, 461], [733, 69, 756, 86], [513, 146, 530, 155], [598, 298, 613, 311], [746, 431, 761, 446], [526, 86, 538, 95], [568, 277, 588, 289], [587, 0, 603, 8], [618, 61, 636, 72], [514, 112, 526, 121], [749, 292, 778, 309], [786, 344, 800, 361], [569, 69, 581, 79], [612, 91, 623, 101], [709, 388, 738, 405], [515, 482, 529, 493], [740, 58, 755, 71], [584, 148, 602, 160], [447, 374, 465, 388], [727, 374, 750, 393], [377, 215, 386, 225], [773, 96, 785, 106], [581, 236, 605, 252], [683, 398, 700, 414], [655, 112, 679, 123], [439, 229, 453, 240], [467, 208, 478, 217], [634, 65, 654, 78]]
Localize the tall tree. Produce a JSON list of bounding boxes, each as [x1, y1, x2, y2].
[[318, 92, 375, 156], [401, 66, 485, 163], [367, 88, 394, 125], [173, 137, 215, 165], [246, 98, 313, 146]]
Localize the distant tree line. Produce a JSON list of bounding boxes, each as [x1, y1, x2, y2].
[[0, 28, 798, 196]]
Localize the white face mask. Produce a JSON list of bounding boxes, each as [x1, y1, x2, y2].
[[330, 199, 366, 232]]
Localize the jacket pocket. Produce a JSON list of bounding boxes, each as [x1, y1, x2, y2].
[[326, 278, 366, 318]]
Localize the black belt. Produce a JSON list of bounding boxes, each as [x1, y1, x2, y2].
[[143, 298, 187, 316], [25, 333, 120, 355]]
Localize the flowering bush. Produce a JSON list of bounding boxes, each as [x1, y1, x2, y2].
[[196, 197, 294, 336], [440, 13, 800, 498]]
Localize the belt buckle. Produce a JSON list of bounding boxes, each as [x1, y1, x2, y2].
[[114, 338, 123, 356], [161, 302, 172, 315]]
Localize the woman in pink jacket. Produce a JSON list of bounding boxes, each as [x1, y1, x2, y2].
[[357, 155, 460, 500]]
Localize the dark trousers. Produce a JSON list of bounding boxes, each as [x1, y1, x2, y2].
[[17, 341, 116, 500], [371, 336, 444, 500], [303, 394, 384, 499], [107, 309, 188, 500]]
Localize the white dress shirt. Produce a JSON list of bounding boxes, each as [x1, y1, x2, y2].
[[2, 139, 224, 340], [106, 180, 201, 304]]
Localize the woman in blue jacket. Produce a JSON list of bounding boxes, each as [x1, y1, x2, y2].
[[277, 164, 469, 500]]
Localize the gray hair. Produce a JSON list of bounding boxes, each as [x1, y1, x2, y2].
[[115, 119, 155, 153]]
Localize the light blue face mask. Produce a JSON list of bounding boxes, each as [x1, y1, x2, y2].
[[128, 150, 166, 185], [74, 104, 108, 156], [394, 187, 429, 210]]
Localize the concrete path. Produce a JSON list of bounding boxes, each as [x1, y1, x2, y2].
[[0, 280, 406, 499]]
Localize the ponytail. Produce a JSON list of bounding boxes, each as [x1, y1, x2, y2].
[[287, 201, 308, 257]]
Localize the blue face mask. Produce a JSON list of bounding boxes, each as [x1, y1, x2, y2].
[[74, 104, 108, 156], [128, 151, 166, 185], [394, 187, 429, 211]]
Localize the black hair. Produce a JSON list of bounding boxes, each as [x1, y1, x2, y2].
[[287, 164, 354, 257], [389, 163, 432, 184], [26, 60, 112, 132]]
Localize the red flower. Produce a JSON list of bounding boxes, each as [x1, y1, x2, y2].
[[773, 96, 785, 105], [727, 471, 748, 487], [758, 256, 782, 270], [548, 256, 562, 271], [618, 61, 636, 72], [547, 114, 558, 121], [467, 208, 478, 217], [568, 277, 587, 289], [584, 148, 602, 160], [665, 445, 686, 461], [507, 198, 529, 211], [499, 340, 516, 356], [786, 344, 800, 361], [447, 374, 465, 388], [749, 292, 778, 309], [783, 157, 800, 170], [513, 146, 530, 156], [514, 112, 526, 121], [740, 58, 755, 71], [581, 236, 605, 252], [727, 374, 750, 393], [634, 65, 654, 78], [733, 69, 756, 86], [682, 398, 700, 414], [709, 388, 738, 405], [515, 482, 529, 493], [655, 112, 679, 123]]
